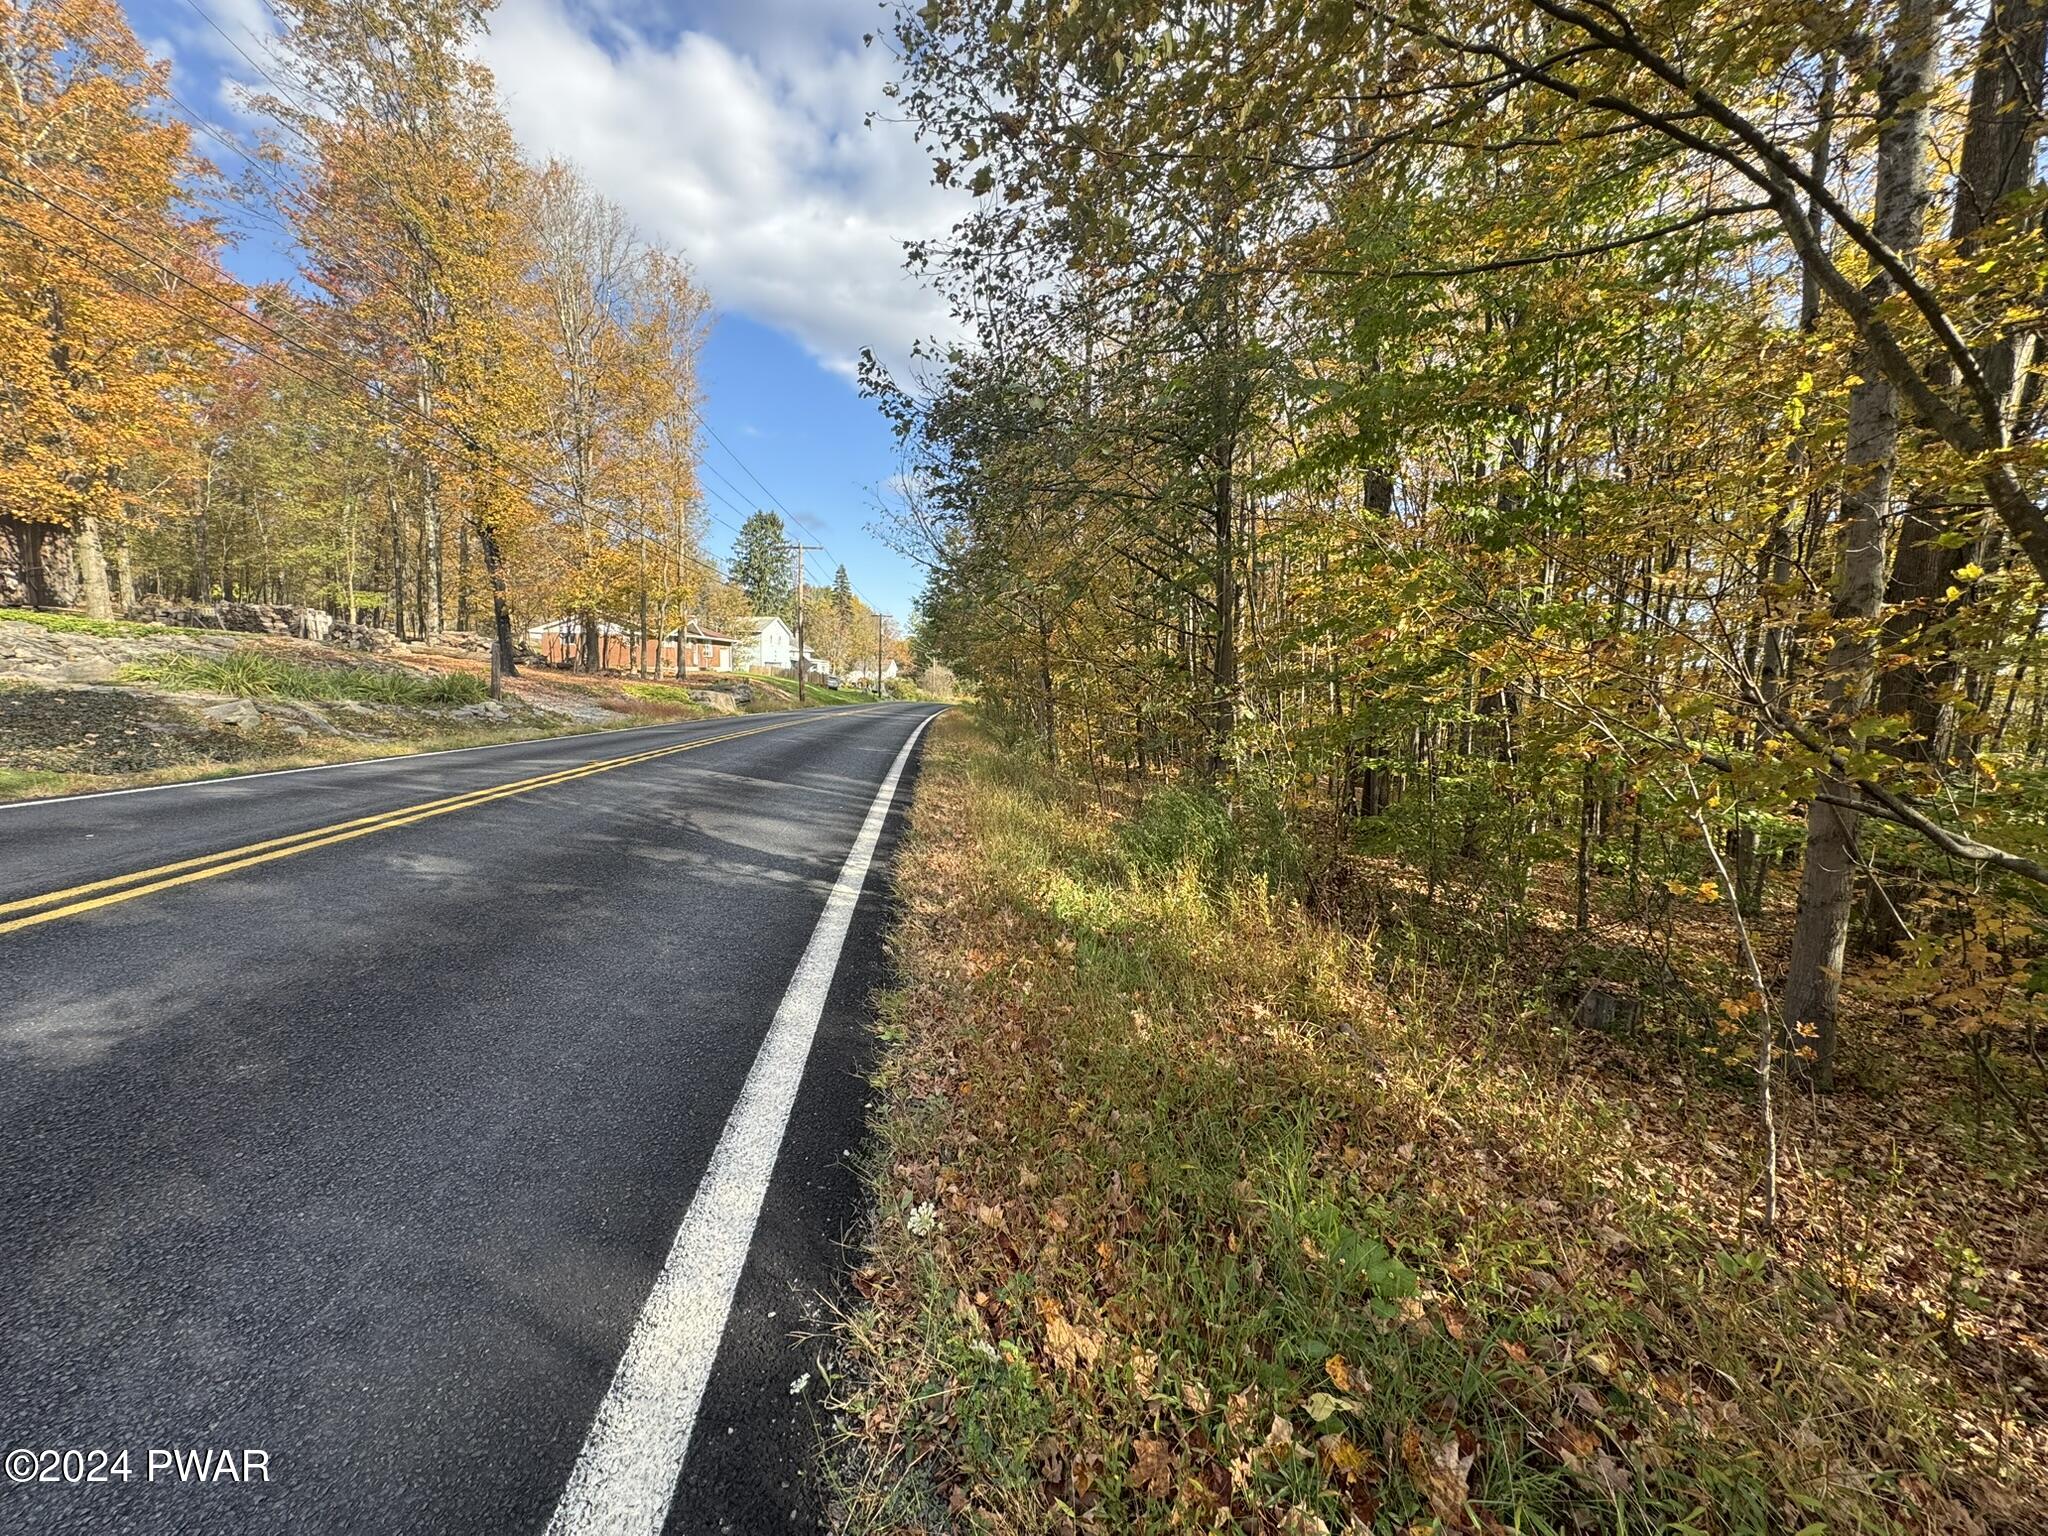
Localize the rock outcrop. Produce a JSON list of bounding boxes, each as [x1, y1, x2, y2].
[[0, 617, 240, 683]]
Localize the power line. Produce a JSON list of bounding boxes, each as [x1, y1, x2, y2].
[[151, 27, 756, 581], [693, 407, 797, 522], [64, 12, 303, 250], [32, 5, 895, 625], [91, 7, 500, 320], [71, 8, 529, 374], [177, 0, 319, 148], [688, 404, 887, 613]]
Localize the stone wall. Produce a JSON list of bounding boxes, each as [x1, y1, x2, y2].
[[0, 515, 78, 609], [129, 598, 338, 640], [125, 597, 492, 657]]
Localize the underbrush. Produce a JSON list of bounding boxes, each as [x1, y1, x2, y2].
[[836, 716, 2043, 1535], [119, 651, 489, 706]]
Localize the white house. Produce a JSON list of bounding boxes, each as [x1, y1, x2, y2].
[[845, 658, 901, 686], [731, 615, 796, 673]]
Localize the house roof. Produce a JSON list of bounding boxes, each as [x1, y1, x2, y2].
[[669, 621, 733, 643], [530, 618, 732, 643], [526, 618, 625, 637], [730, 615, 791, 638]]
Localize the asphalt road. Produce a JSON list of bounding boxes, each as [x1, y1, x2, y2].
[[0, 701, 944, 1535]]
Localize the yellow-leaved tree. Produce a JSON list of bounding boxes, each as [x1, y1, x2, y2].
[[269, 0, 542, 662], [0, 0, 223, 615]]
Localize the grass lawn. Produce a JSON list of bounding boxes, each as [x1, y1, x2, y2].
[[1, 606, 191, 639], [833, 714, 2042, 1535], [746, 674, 882, 708]]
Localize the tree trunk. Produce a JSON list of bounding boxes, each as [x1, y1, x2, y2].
[[415, 374, 444, 641], [421, 480, 443, 641], [1876, 0, 2048, 762], [1783, 0, 1937, 1090], [456, 520, 472, 633], [1211, 456, 1237, 769], [477, 520, 519, 678], [385, 468, 407, 639], [344, 506, 358, 625], [74, 512, 114, 620], [1576, 760, 1594, 932], [113, 530, 136, 613], [639, 582, 651, 679], [1037, 609, 1057, 766]]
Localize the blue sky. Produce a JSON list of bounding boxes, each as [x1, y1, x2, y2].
[[119, 0, 955, 622]]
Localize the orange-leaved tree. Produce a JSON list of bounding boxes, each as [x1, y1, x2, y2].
[[0, 0, 224, 615], [270, 0, 542, 657]]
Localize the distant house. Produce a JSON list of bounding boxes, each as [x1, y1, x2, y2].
[[677, 621, 735, 673], [526, 618, 621, 669], [731, 615, 796, 673], [844, 658, 900, 686], [526, 617, 734, 675]]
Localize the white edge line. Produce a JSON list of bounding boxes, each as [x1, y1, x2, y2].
[[0, 701, 886, 812], [542, 706, 941, 1536]]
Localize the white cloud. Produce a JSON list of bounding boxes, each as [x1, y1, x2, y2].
[[143, 0, 300, 144], [476, 0, 963, 380]]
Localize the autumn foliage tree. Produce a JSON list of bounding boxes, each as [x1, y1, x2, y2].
[[0, 0, 716, 668], [264, 0, 544, 659], [0, 0, 224, 616], [881, 0, 2048, 1108]]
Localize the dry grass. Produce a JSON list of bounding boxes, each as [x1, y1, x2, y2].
[[832, 715, 2044, 1535]]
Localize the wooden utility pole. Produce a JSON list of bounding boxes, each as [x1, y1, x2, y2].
[[874, 613, 892, 698], [785, 541, 823, 703]]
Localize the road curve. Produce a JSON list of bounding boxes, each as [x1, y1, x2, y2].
[[0, 702, 944, 1534]]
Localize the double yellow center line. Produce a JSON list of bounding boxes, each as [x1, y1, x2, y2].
[[0, 714, 840, 937]]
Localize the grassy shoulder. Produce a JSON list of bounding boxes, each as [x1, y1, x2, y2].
[[0, 717, 608, 801], [2, 610, 888, 802], [836, 715, 2041, 1534], [0, 643, 715, 802], [746, 674, 886, 709], [0, 654, 888, 804], [0, 677, 674, 802]]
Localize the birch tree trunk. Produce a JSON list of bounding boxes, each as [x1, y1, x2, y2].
[[1782, 0, 1937, 1088]]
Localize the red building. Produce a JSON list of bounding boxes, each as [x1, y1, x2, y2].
[[525, 619, 734, 675]]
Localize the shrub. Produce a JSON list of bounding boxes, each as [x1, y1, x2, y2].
[[1119, 786, 1238, 881], [1117, 778, 1305, 896]]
